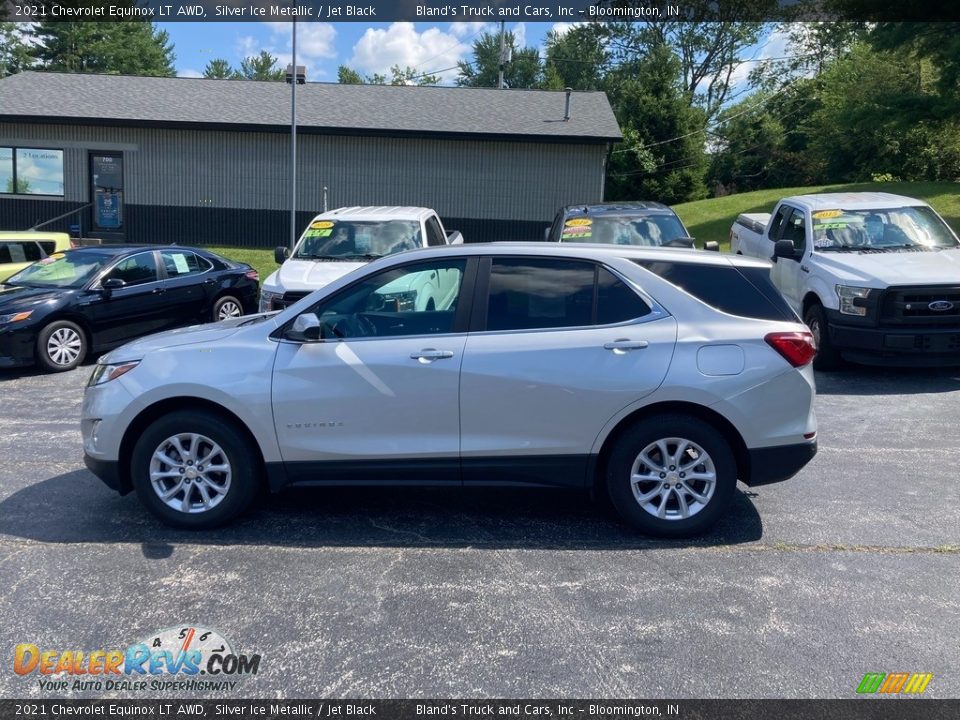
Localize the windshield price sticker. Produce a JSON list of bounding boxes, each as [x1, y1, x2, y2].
[[812, 209, 844, 219]]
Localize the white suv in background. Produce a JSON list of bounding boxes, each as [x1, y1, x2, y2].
[[260, 206, 463, 313], [82, 244, 818, 537]]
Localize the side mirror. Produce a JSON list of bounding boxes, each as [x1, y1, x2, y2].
[[543, 227, 550, 241], [288, 313, 321, 342], [274, 246, 290, 264], [703, 241, 720, 252], [100, 278, 125, 296], [773, 239, 799, 262]]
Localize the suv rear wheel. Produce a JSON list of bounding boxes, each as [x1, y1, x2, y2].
[[606, 415, 736, 537], [131, 410, 260, 529]]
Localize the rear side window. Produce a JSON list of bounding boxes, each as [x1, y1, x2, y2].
[[486, 258, 651, 331], [0, 241, 44, 264], [633, 260, 797, 322]]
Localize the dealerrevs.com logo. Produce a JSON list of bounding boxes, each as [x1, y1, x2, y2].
[[14, 626, 261, 693]]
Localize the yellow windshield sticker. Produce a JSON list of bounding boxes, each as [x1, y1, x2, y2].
[[49, 252, 65, 259], [812, 210, 843, 220], [311, 221, 334, 229], [565, 218, 592, 227]]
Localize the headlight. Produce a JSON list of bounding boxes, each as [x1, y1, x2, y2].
[[378, 290, 418, 312], [0, 310, 32, 324], [88, 360, 140, 387], [259, 290, 282, 313], [836, 285, 871, 316]]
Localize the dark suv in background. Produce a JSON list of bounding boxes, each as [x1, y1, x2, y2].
[[545, 202, 710, 249]]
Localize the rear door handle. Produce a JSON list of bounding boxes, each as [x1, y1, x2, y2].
[[411, 348, 455, 362], [603, 339, 649, 352], [152, 287, 166, 294]]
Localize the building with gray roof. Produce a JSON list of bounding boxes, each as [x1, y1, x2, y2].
[[0, 71, 621, 245]]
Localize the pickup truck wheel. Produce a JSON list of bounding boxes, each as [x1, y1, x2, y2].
[[131, 410, 260, 529], [605, 415, 736, 538], [804, 304, 841, 370]]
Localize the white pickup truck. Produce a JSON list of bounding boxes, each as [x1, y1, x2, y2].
[[730, 192, 960, 368], [260, 206, 463, 312]]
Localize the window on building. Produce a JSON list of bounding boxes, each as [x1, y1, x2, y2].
[[0, 147, 64, 196]]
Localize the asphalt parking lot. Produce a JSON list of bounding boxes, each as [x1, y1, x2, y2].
[[0, 362, 958, 699]]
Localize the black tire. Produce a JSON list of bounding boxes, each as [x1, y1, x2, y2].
[[212, 295, 244, 322], [36, 320, 87, 372], [804, 303, 842, 370], [131, 410, 261, 529], [605, 415, 737, 538]]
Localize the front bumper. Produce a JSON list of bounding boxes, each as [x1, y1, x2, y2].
[[83, 453, 130, 495], [825, 312, 960, 366], [0, 325, 37, 368], [744, 440, 817, 487]]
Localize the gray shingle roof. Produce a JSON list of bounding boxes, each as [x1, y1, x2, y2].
[[0, 72, 622, 142]]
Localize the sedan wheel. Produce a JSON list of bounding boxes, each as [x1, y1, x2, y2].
[[214, 296, 243, 321], [606, 415, 736, 537], [37, 320, 87, 372], [132, 410, 260, 528]]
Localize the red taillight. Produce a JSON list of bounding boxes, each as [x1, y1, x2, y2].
[[245, 270, 259, 281], [765, 331, 817, 367]]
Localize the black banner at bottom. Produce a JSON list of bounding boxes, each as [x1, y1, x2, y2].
[[1, 700, 959, 720]]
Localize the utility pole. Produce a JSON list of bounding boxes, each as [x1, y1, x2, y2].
[[497, 20, 505, 89], [289, 19, 297, 251]]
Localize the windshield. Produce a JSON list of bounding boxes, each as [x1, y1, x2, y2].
[[293, 220, 421, 260], [560, 214, 687, 246], [4, 250, 114, 288], [812, 206, 958, 251]]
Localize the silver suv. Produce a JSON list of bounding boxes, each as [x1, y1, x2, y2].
[[82, 244, 818, 537]]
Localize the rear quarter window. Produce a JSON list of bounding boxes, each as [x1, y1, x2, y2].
[[633, 260, 798, 322]]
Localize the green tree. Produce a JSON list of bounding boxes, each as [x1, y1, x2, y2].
[[336, 64, 441, 86], [542, 24, 609, 91], [0, 23, 33, 77], [203, 58, 235, 79], [605, 46, 709, 203], [456, 31, 543, 89], [32, 22, 174, 76], [337, 65, 364, 84], [238, 51, 284, 81], [603, 10, 764, 122], [5, 177, 31, 194]]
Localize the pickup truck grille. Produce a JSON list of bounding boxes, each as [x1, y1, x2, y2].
[[272, 291, 310, 310], [879, 286, 960, 325]]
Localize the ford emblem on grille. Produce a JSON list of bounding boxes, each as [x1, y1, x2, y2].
[[928, 300, 955, 312]]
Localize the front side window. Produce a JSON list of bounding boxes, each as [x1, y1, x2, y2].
[[782, 209, 806, 252], [1, 148, 64, 196], [425, 217, 446, 247], [104, 252, 159, 286], [485, 258, 650, 332], [768, 205, 792, 241], [305, 259, 467, 339]]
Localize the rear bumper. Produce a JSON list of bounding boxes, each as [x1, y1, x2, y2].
[[84, 453, 131, 495], [745, 440, 817, 487], [826, 311, 960, 366]]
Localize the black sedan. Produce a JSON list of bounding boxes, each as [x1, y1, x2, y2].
[[0, 245, 259, 372]]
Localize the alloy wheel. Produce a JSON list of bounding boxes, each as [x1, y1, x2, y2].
[[149, 433, 232, 514], [629, 437, 717, 520]]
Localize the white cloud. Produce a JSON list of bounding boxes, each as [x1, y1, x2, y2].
[[449, 22, 491, 39], [234, 35, 260, 59], [348, 22, 471, 83], [265, 22, 337, 60], [550, 22, 584, 39], [178, 68, 203, 78], [512, 22, 527, 49], [731, 26, 792, 90]]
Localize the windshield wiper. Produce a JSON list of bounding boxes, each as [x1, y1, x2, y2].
[[295, 254, 345, 260], [341, 253, 384, 260], [816, 245, 860, 252]]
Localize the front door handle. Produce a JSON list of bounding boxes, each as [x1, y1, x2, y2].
[[152, 287, 166, 294], [411, 348, 455, 363], [603, 339, 649, 353]]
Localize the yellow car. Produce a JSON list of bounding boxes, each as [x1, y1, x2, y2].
[[0, 232, 74, 283]]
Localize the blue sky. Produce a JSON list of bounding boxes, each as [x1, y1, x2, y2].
[[159, 21, 787, 91], [159, 21, 552, 83]]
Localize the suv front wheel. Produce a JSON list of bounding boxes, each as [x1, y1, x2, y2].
[[606, 415, 736, 537], [131, 410, 260, 529]]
